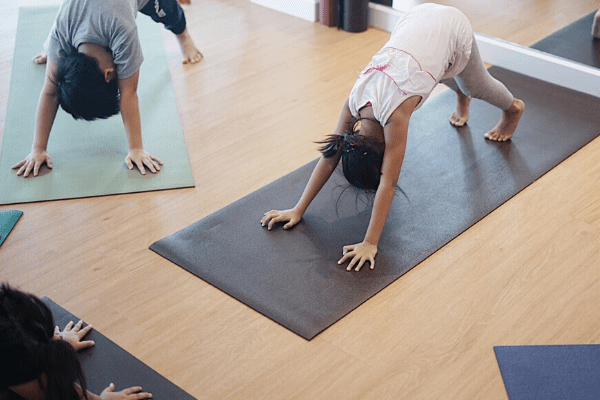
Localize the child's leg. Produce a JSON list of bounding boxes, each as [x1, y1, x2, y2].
[[442, 78, 471, 127], [139, 0, 203, 64], [453, 38, 524, 141], [593, 9, 600, 39]]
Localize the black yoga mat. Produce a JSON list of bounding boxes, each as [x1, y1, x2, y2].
[[531, 11, 600, 69], [41, 297, 196, 400], [494, 345, 600, 400], [151, 67, 600, 340]]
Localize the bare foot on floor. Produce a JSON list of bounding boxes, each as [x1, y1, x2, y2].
[[177, 0, 190, 4], [484, 98, 525, 142], [449, 90, 470, 127], [33, 51, 48, 64], [593, 9, 600, 39], [176, 29, 203, 64]]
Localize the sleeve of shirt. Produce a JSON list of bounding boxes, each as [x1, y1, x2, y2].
[[44, 19, 68, 65], [111, 25, 144, 80]]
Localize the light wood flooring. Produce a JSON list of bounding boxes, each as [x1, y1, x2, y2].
[[1, 1, 599, 399]]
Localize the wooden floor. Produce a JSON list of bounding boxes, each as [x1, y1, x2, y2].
[[2, 1, 600, 399]]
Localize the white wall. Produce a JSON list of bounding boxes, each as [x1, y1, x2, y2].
[[250, 0, 319, 22]]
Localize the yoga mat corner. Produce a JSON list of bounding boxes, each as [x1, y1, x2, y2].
[[0, 209, 23, 248]]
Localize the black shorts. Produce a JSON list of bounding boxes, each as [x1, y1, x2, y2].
[[140, 0, 187, 35]]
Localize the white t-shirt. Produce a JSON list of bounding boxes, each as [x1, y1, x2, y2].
[[348, 3, 473, 126], [45, 0, 150, 79]]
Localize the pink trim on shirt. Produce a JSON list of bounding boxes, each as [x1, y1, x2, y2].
[[362, 64, 407, 95], [384, 47, 436, 82]]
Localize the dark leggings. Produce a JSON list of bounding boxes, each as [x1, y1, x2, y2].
[[140, 0, 187, 35]]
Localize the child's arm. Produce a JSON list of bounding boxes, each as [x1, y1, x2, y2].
[[261, 98, 353, 229], [12, 59, 60, 177], [118, 71, 163, 175], [338, 96, 420, 271]]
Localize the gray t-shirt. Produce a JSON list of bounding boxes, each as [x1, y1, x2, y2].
[[45, 0, 150, 79]]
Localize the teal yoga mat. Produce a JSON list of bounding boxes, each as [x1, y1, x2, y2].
[[0, 7, 194, 205], [0, 210, 23, 248]]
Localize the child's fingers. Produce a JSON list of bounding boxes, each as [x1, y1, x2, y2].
[[23, 162, 35, 177], [354, 258, 366, 272], [33, 162, 42, 177], [337, 251, 353, 265], [135, 161, 146, 175], [143, 159, 157, 173], [261, 211, 279, 226], [283, 220, 297, 229], [123, 387, 144, 395], [79, 323, 93, 337], [125, 157, 134, 170], [78, 339, 95, 349], [11, 160, 26, 169], [346, 255, 360, 271], [73, 320, 84, 332], [151, 155, 163, 165], [267, 216, 283, 230]]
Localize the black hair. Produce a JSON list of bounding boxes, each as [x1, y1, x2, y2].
[[318, 117, 386, 192], [0, 283, 88, 400], [55, 49, 120, 121]]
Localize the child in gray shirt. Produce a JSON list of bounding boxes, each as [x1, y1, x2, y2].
[[13, 0, 202, 177]]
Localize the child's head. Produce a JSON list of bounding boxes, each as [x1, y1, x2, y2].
[[319, 117, 385, 192], [55, 50, 120, 121], [0, 283, 87, 399]]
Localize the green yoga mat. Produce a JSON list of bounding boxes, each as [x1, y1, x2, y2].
[[0, 7, 194, 205], [0, 210, 23, 248]]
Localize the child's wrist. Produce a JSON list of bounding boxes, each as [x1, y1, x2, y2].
[[363, 240, 378, 248]]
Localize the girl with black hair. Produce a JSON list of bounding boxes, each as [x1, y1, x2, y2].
[[0, 284, 152, 400], [261, 3, 524, 272]]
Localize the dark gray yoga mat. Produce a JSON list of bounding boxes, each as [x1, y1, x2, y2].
[[41, 297, 196, 400], [494, 345, 600, 400], [151, 67, 600, 340], [531, 11, 600, 69]]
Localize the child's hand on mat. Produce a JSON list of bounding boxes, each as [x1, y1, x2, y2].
[[53, 320, 95, 351], [261, 209, 302, 230], [338, 241, 377, 272], [125, 149, 163, 175], [100, 383, 152, 399], [12, 150, 53, 177]]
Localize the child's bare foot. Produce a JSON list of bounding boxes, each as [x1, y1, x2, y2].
[[484, 98, 525, 142], [176, 29, 203, 64], [33, 51, 48, 64], [449, 90, 470, 127], [593, 9, 600, 39], [177, 0, 190, 4]]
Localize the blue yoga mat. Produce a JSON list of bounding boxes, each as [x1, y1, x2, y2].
[[495, 345, 600, 400]]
